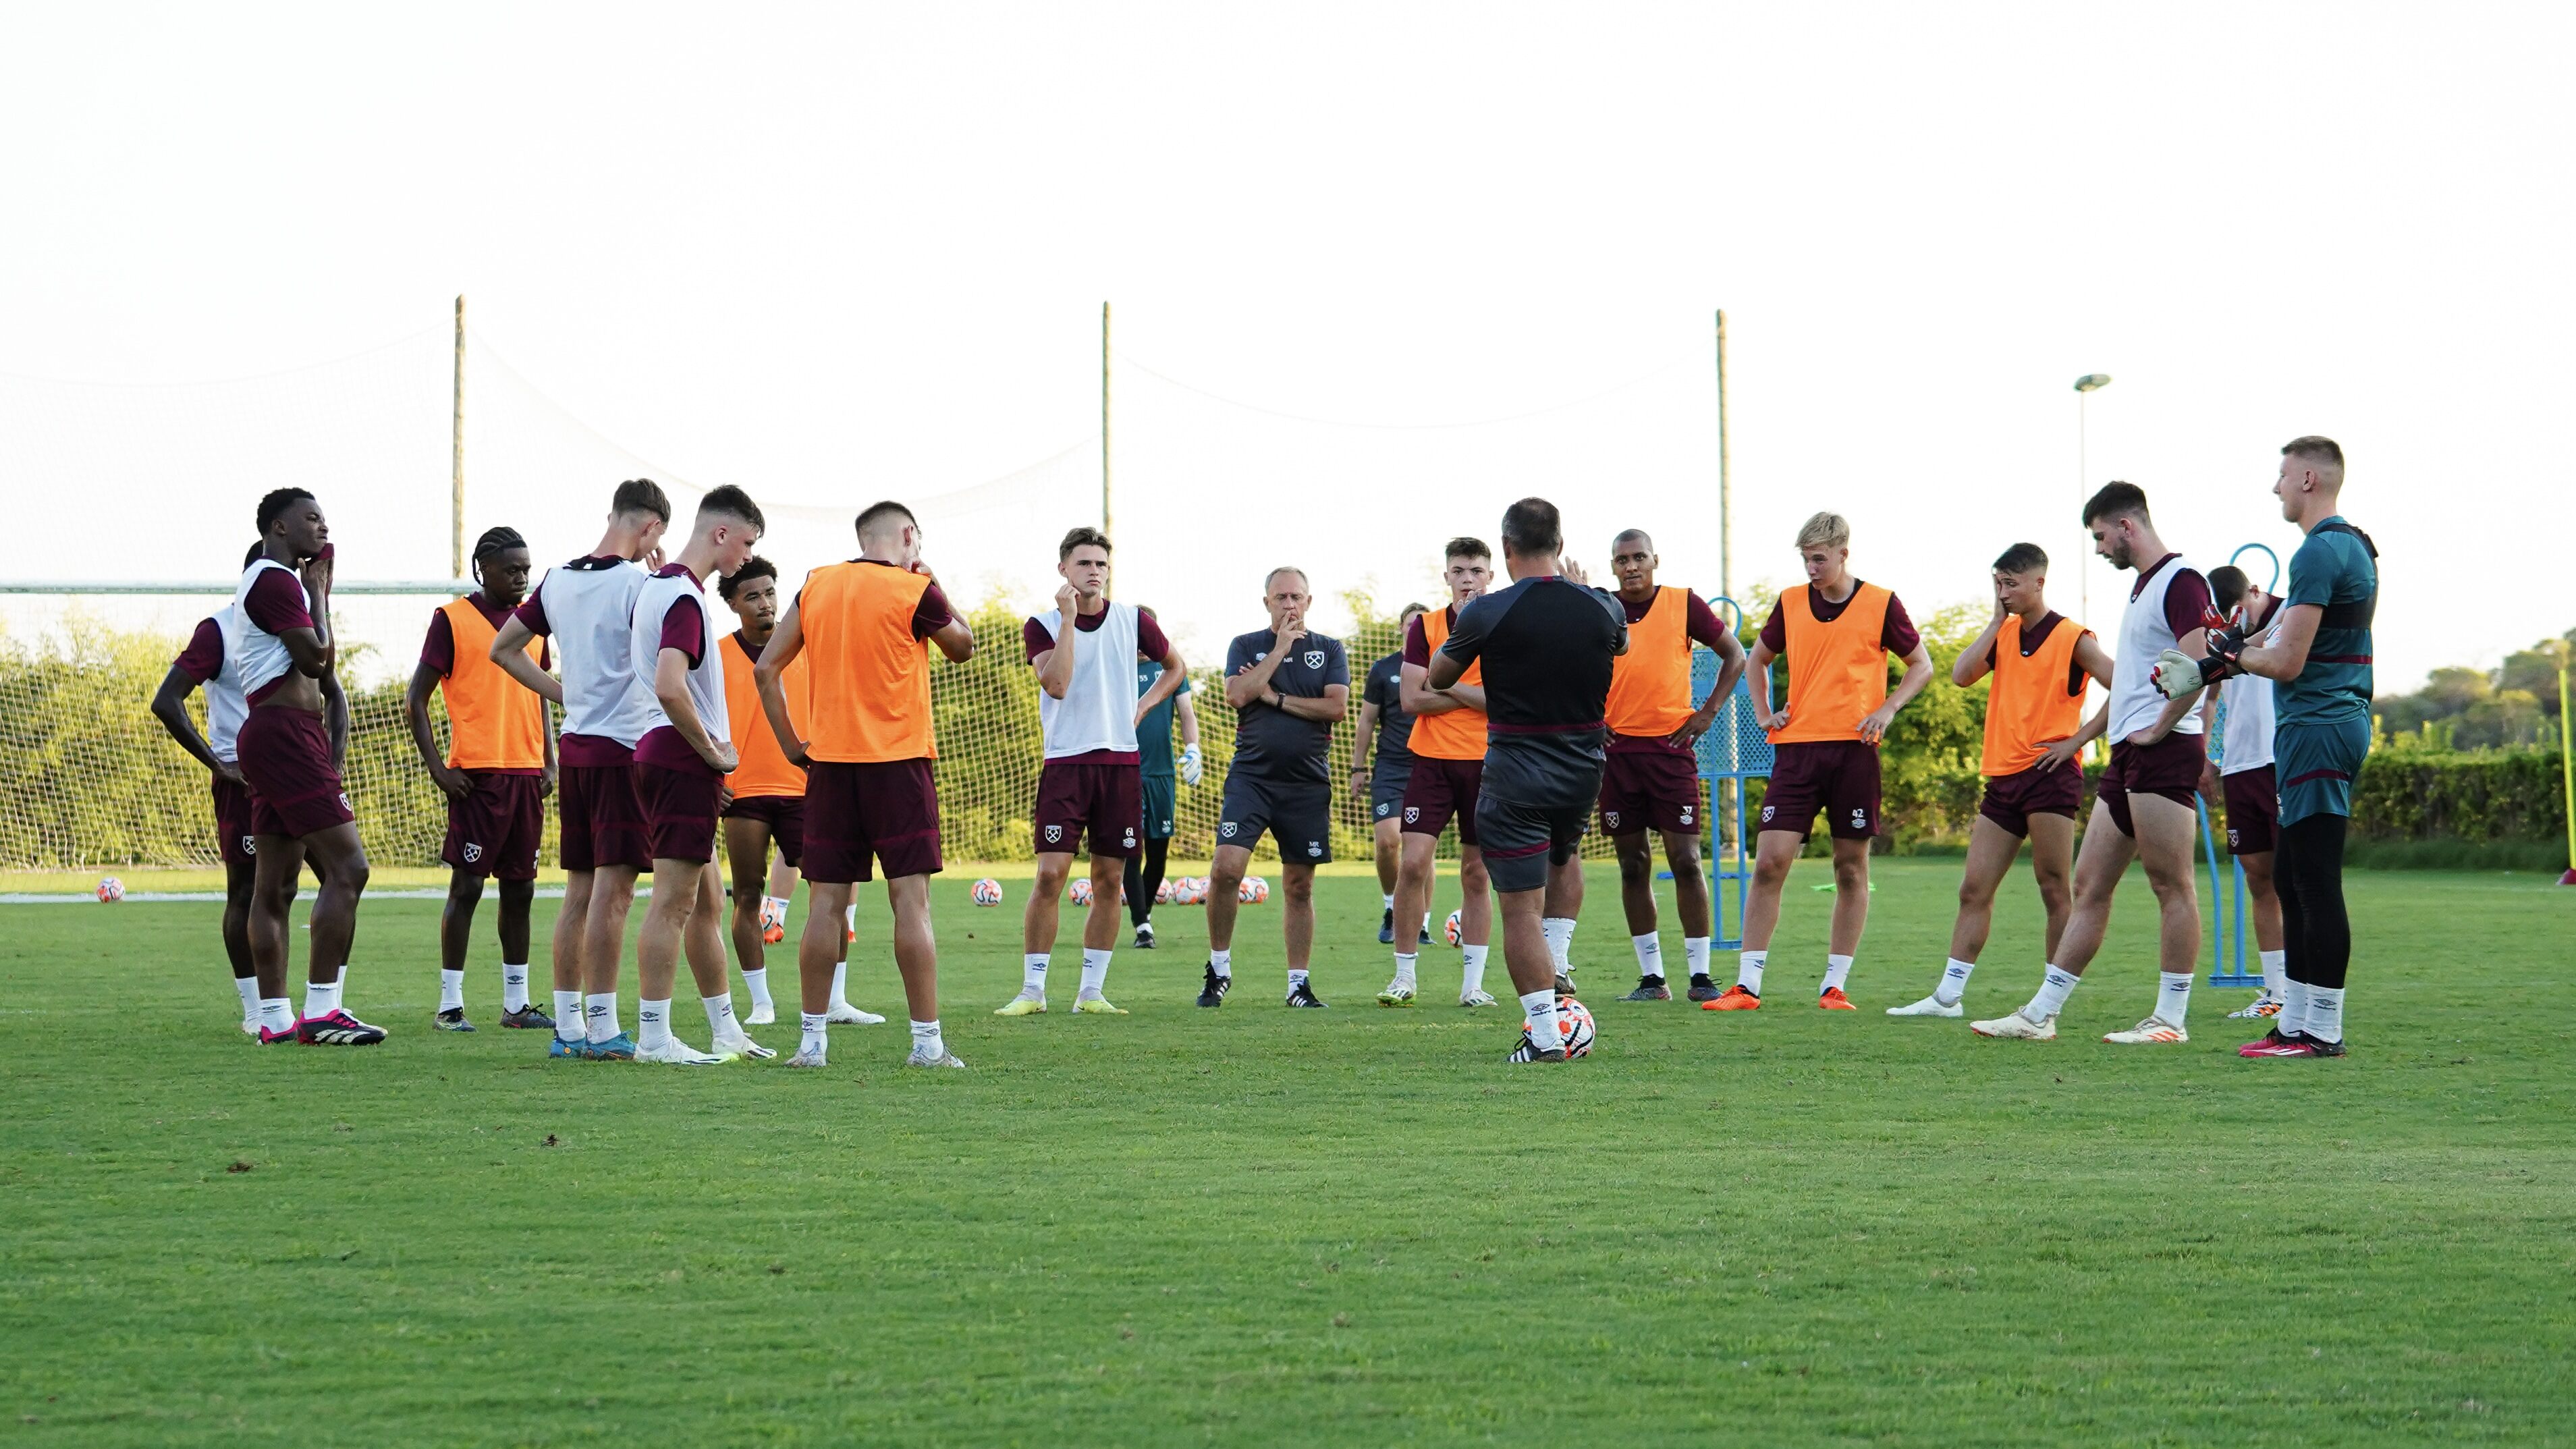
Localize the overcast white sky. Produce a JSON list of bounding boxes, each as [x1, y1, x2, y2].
[[5, 3, 2570, 690]]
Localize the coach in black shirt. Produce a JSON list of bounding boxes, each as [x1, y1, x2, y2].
[[1198, 567, 1351, 1010], [1430, 497, 1626, 1060]]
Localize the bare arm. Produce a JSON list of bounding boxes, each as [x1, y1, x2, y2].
[[1858, 643, 1936, 745], [2129, 624, 2210, 744], [321, 669, 350, 766], [541, 699, 557, 796], [1175, 690, 1201, 748], [150, 667, 240, 784], [1273, 683, 1348, 723], [489, 616, 564, 705], [1747, 639, 1785, 731], [2074, 630, 2116, 688], [1137, 647, 1187, 722], [1224, 642, 1291, 710], [2235, 604, 2320, 683], [1425, 651, 1464, 692], [1954, 609, 2005, 688], [929, 614, 975, 663], [653, 649, 736, 773], [1350, 697, 1381, 777], [404, 661, 472, 800], [1673, 631, 1749, 748], [753, 601, 810, 766]]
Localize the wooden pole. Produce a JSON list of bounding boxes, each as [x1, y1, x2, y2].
[[2558, 651, 2574, 884], [1101, 301, 1113, 541], [451, 295, 466, 580], [1715, 308, 1732, 601]]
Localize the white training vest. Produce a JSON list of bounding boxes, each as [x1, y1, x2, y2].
[[2216, 613, 2278, 775], [2108, 555, 2209, 742], [228, 559, 310, 701], [631, 567, 728, 747], [205, 605, 251, 763], [1033, 602, 1142, 759], [542, 559, 659, 747]]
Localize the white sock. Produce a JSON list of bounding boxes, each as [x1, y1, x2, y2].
[[501, 963, 530, 1012], [742, 966, 773, 1011], [1821, 954, 1854, 995], [800, 1010, 829, 1058], [1736, 950, 1766, 996], [585, 992, 622, 1043], [1936, 958, 1975, 1006], [554, 989, 586, 1041], [1381, 892, 1395, 910], [910, 1018, 943, 1060], [2259, 949, 2286, 995], [1288, 968, 1309, 989], [1460, 944, 1489, 996], [2025, 964, 2079, 1021], [844, 902, 857, 932], [1022, 954, 1050, 995], [2156, 970, 2194, 1027], [1391, 952, 1418, 991], [1684, 936, 1711, 979], [829, 960, 851, 1008], [1520, 988, 1564, 1052], [233, 976, 261, 1020], [439, 967, 466, 1012], [303, 977, 342, 1018], [2304, 985, 2346, 1044], [1543, 917, 1576, 970], [1632, 932, 1664, 979], [2279, 979, 2310, 1037], [763, 893, 790, 920], [1080, 948, 1113, 995], [258, 997, 294, 1033], [1210, 948, 1232, 979], [636, 998, 672, 1050], [701, 993, 737, 1037]]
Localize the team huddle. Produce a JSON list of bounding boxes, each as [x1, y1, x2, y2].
[[151, 435, 2376, 1066]]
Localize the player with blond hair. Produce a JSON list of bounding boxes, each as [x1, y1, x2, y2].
[[1381, 538, 1499, 1008]]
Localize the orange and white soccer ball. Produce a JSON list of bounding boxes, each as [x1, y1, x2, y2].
[[970, 878, 1004, 907], [1069, 877, 1093, 906], [1525, 995, 1597, 1058], [96, 876, 126, 904], [1155, 878, 1175, 905], [1443, 908, 1464, 946], [1238, 875, 1270, 904], [1176, 876, 1206, 905]]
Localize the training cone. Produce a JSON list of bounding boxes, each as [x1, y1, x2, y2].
[[2560, 867, 2575, 885]]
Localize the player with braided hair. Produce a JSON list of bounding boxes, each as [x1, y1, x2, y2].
[[405, 525, 556, 1032]]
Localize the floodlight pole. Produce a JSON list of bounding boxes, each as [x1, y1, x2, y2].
[[1101, 301, 1113, 542], [1715, 308, 1733, 600], [451, 295, 467, 582], [2558, 649, 2574, 885]]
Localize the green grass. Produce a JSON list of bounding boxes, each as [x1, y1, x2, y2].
[[4, 860, 2572, 1447]]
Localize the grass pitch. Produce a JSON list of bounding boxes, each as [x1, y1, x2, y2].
[[4, 859, 2571, 1446]]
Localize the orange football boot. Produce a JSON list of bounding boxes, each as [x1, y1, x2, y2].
[[1817, 986, 1856, 1010], [1699, 985, 1761, 1011]]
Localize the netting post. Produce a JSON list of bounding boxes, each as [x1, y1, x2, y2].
[[451, 294, 466, 581], [1695, 618, 1769, 952], [1714, 308, 1732, 601], [1100, 300, 1112, 543]]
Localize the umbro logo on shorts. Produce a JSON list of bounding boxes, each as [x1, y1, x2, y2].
[[1680, 806, 1695, 825], [1302, 650, 1324, 669], [1221, 822, 1239, 839], [1306, 842, 1321, 857], [1122, 828, 1136, 847], [462, 842, 484, 864], [1375, 802, 1392, 818], [1044, 824, 1063, 844], [1850, 808, 1868, 829]]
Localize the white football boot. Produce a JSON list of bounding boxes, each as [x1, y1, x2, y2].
[[634, 1035, 731, 1065], [1969, 1010, 2056, 1040], [2102, 1015, 2188, 1045], [1886, 994, 1964, 1018]]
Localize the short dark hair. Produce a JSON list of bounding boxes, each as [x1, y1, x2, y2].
[[1443, 536, 1491, 564], [1612, 528, 1654, 553], [1992, 542, 2048, 575], [1060, 526, 1112, 561], [697, 484, 764, 534], [2282, 435, 2344, 469], [2081, 481, 2150, 527], [2208, 564, 2249, 614], [255, 488, 314, 535], [1500, 498, 1561, 558], [717, 554, 779, 603], [470, 526, 528, 585], [611, 478, 672, 524], [856, 500, 916, 537]]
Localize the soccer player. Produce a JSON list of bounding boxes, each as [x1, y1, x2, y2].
[[1381, 539, 1498, 1008], [755, 499, 976, 1068], [1704, 512, 1933, 1013], [2199, 564, 2289, 1018], [231, 489, 378, 1045], [150, 547, 295, 1036], [1427, 499, 1627, 1062], [2158, 437, 2375, 1060], [1350, 603, 1429, 946], [404, 526, 555, 1033], [1198, 568, 1350, 1008], [628, 485, 773, 1064], [1601, 528, 1746, 1002], [1971, 483, 2214, 1043], [1889, 543, 2111, 1017], [490, 479, 670, 1060], [1003, 527, 1186, 1017], [1125, 604, 1203, 950]]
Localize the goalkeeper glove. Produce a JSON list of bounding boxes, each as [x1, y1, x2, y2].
[[1179, 744, 1203, 786], [2150, 624, 2247, 700]]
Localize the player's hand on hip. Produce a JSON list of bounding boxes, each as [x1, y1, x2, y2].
[[212, 760, 248, 789], [2035, 736, 2080, 773], [2123, 723, 2169, 748], [716, 785, 734, 813], [540, 765, 556, 798], [707, 742, 740, 775], [785, 739, 812, 768], [432, 763, 474, 802], [1668, 711, 1716, 748], [1857, 705, 1897, 744], [1761, 706, 1790, 734]]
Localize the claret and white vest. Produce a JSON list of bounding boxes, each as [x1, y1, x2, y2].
[[632, 567, 728, 746], [542, 558, 659, 747], [228, 559, 310, 701], [205, 605, 250, 762], [1033, 601, 1141, 759], [2108, 555, 2210, 742]]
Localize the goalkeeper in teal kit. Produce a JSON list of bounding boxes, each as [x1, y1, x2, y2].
[[2152, 435, 2376, 1058]]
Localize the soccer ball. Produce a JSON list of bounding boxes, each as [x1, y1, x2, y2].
[[96, 876, 126, 904], [970, 878, 1004, 907], [1155, 878, 1174, 905], [1527, 995, 1598, 1058], [1239, 875, 1269, 904], [1069, 877, 1093, 906], [1176, 876, 1206, 905], [1443, 908, 1464, 946]]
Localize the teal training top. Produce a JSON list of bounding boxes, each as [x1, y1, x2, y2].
[[2278, 516, 2376, 728], [1135, 660, 1191, 778]]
